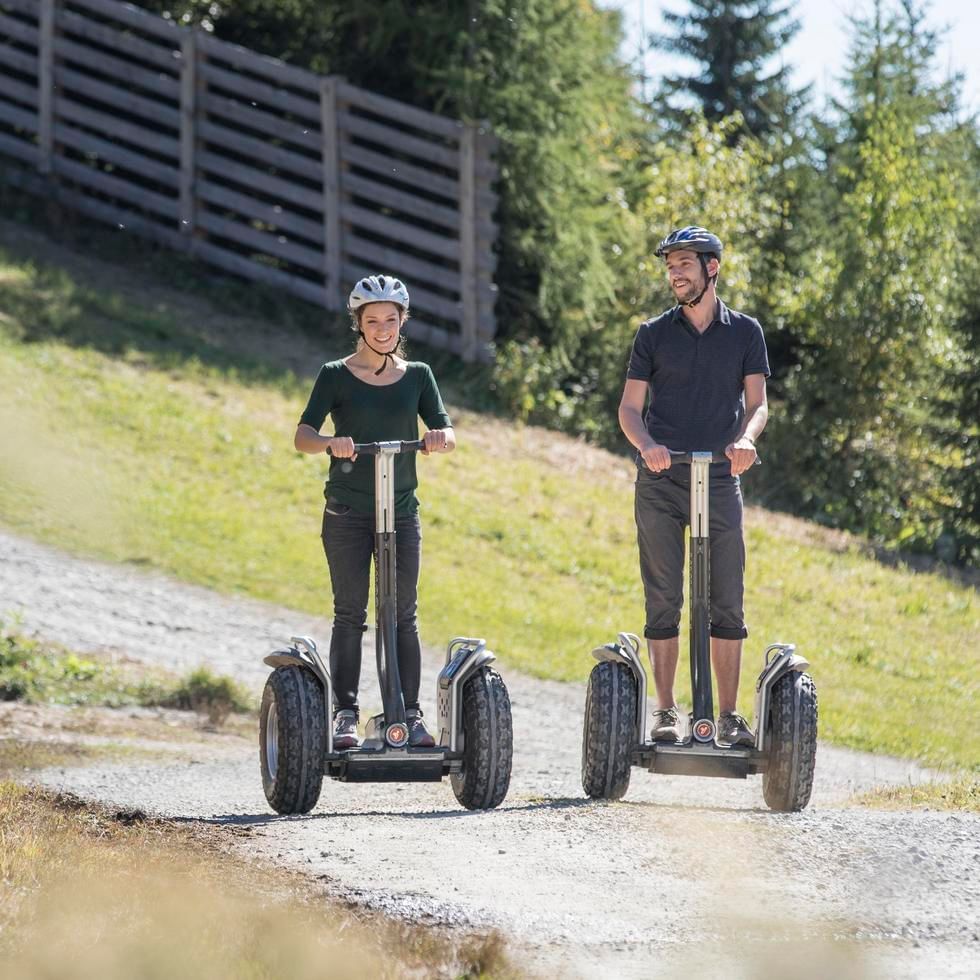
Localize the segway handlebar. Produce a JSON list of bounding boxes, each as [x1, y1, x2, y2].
[[326, 439, 426, 456], [668, 450, 761, 465]]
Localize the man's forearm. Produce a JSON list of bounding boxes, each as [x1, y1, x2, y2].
[[619, 406, 655, 452], [738, 403, 768, 443]]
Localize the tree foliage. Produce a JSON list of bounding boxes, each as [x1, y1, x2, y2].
[[651, 0, 809, 139]]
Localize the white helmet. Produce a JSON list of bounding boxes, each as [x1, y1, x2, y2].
[[347, 274, 409, 311]]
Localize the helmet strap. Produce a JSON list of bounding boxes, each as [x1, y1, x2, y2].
[[680, 254, 717, 309], [358, 331, 393, 375]]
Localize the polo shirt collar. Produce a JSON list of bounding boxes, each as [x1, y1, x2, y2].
[[671, 298, 730, 329]]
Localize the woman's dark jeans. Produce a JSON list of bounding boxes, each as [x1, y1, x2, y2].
[[321, 501, 422, 716]]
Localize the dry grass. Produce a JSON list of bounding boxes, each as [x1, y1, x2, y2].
[[0, 781, 515, 979], [855, 775, 980, 813]]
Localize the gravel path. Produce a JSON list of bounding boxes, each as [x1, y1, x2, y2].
[[2, 528, 977, 978]]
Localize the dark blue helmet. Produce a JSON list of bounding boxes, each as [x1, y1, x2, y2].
[[655, 226, 723, 260]]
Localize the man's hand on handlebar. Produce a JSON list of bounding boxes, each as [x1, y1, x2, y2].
[[327, 436, 357, 460], [725, 437, 757, 476], [640, 442, 672, 472]]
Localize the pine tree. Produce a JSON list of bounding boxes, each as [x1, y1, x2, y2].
[[769, 0, 974, 558], [652, 0, 809, 139]]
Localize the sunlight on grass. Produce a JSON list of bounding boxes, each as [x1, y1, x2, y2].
[[854, 776, 979, 812], [0, 244, 977, 771]]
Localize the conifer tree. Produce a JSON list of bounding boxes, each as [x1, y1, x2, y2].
[[652, 0, 809, 138]]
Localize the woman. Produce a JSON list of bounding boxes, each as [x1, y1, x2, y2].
[[294, 275, 455, 748]]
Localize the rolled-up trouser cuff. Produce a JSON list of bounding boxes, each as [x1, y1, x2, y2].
[[710, 625, 748, 640], [645, 626, 680, 640]]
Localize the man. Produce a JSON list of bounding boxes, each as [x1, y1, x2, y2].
[[618, 226, 770, 746]]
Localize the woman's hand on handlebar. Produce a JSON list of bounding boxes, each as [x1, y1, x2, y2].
[[640, 442, 671, 472], [421, 428, 448, 455], [725, 437, 757, 476], [327, 436, 357, 460]]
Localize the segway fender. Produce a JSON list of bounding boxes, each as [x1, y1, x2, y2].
[[263, 635, 334, 755], [437, 637, 496, 753], [753, 643, 810, 753], [591, 632, 646, 744]]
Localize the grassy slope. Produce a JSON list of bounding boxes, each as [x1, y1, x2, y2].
[[0, 221, 977, 771]]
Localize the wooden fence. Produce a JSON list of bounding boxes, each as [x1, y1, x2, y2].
[[0, 0, 499, 359]]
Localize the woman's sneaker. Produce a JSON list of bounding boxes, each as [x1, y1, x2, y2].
[[717, 711, 754, 747], [333, 709, 361, 749], [650, 706, 681, 742], [406, 709, 436, 748]]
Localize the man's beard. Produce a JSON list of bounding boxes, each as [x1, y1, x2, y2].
[[672, 278, 701, 304]]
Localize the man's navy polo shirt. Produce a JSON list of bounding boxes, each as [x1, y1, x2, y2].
[[626, 299, 770, 455]]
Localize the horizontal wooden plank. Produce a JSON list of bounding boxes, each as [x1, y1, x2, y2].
[[341, 142, 459, 201], [0, 10, 39, 45], [58, 96, 179, 159], [197, 209, 322, 273], [198, 117, 321, 183], [197, 148, 322, 212], [337, 109, 458, 171], [336, 79, 460, 139], [54, 119, 179, 188], [344, 231, 460, 291], [0, 129, 39, 164], [0, 75, 38, 111], [54, 65, 181, 129], [55, 36, 180, 100], [59, 187, 186, 249], [193, 239, 326, 306], [0, 98, 37, 132], [58, 10, 181, 71], [52, 154, 178, 220], [201, 89, 321, 152], [403, 316, 460, 354], [197, 178, 324, 245], [0, 42, 39, 77], [200, 61, 320, 125], [66, 0, 183, 42], [342, 171, 459, 231], [0, 0, 39, 17], [340, 201, 460, 262], [343, 170, 495, 240], [198, 32, 320, 95]]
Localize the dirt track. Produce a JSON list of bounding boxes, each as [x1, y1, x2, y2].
[[2, 528, 978, 978]]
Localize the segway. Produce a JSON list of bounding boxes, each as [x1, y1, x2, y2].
[[581, 451, 817, 812], [259, 439, 513, 813]]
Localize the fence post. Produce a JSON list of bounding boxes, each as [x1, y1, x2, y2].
[[38, 0, 56, 174], [320, 76, 343, 310], [458, 122, 478, 362], [179, 28, 198, 240]]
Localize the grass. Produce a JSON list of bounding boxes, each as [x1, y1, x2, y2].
[[0, 620, 252, 721], [0, 782, 513, 979], [0, 219, 978, 773], [855, 776, 980, 813]]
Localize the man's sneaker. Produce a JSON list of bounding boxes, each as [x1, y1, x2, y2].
[[407, 709, 436, 748], [333, 709, 361, 749], [650, 706, 681, 743], [717, 711, 754, 747]]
